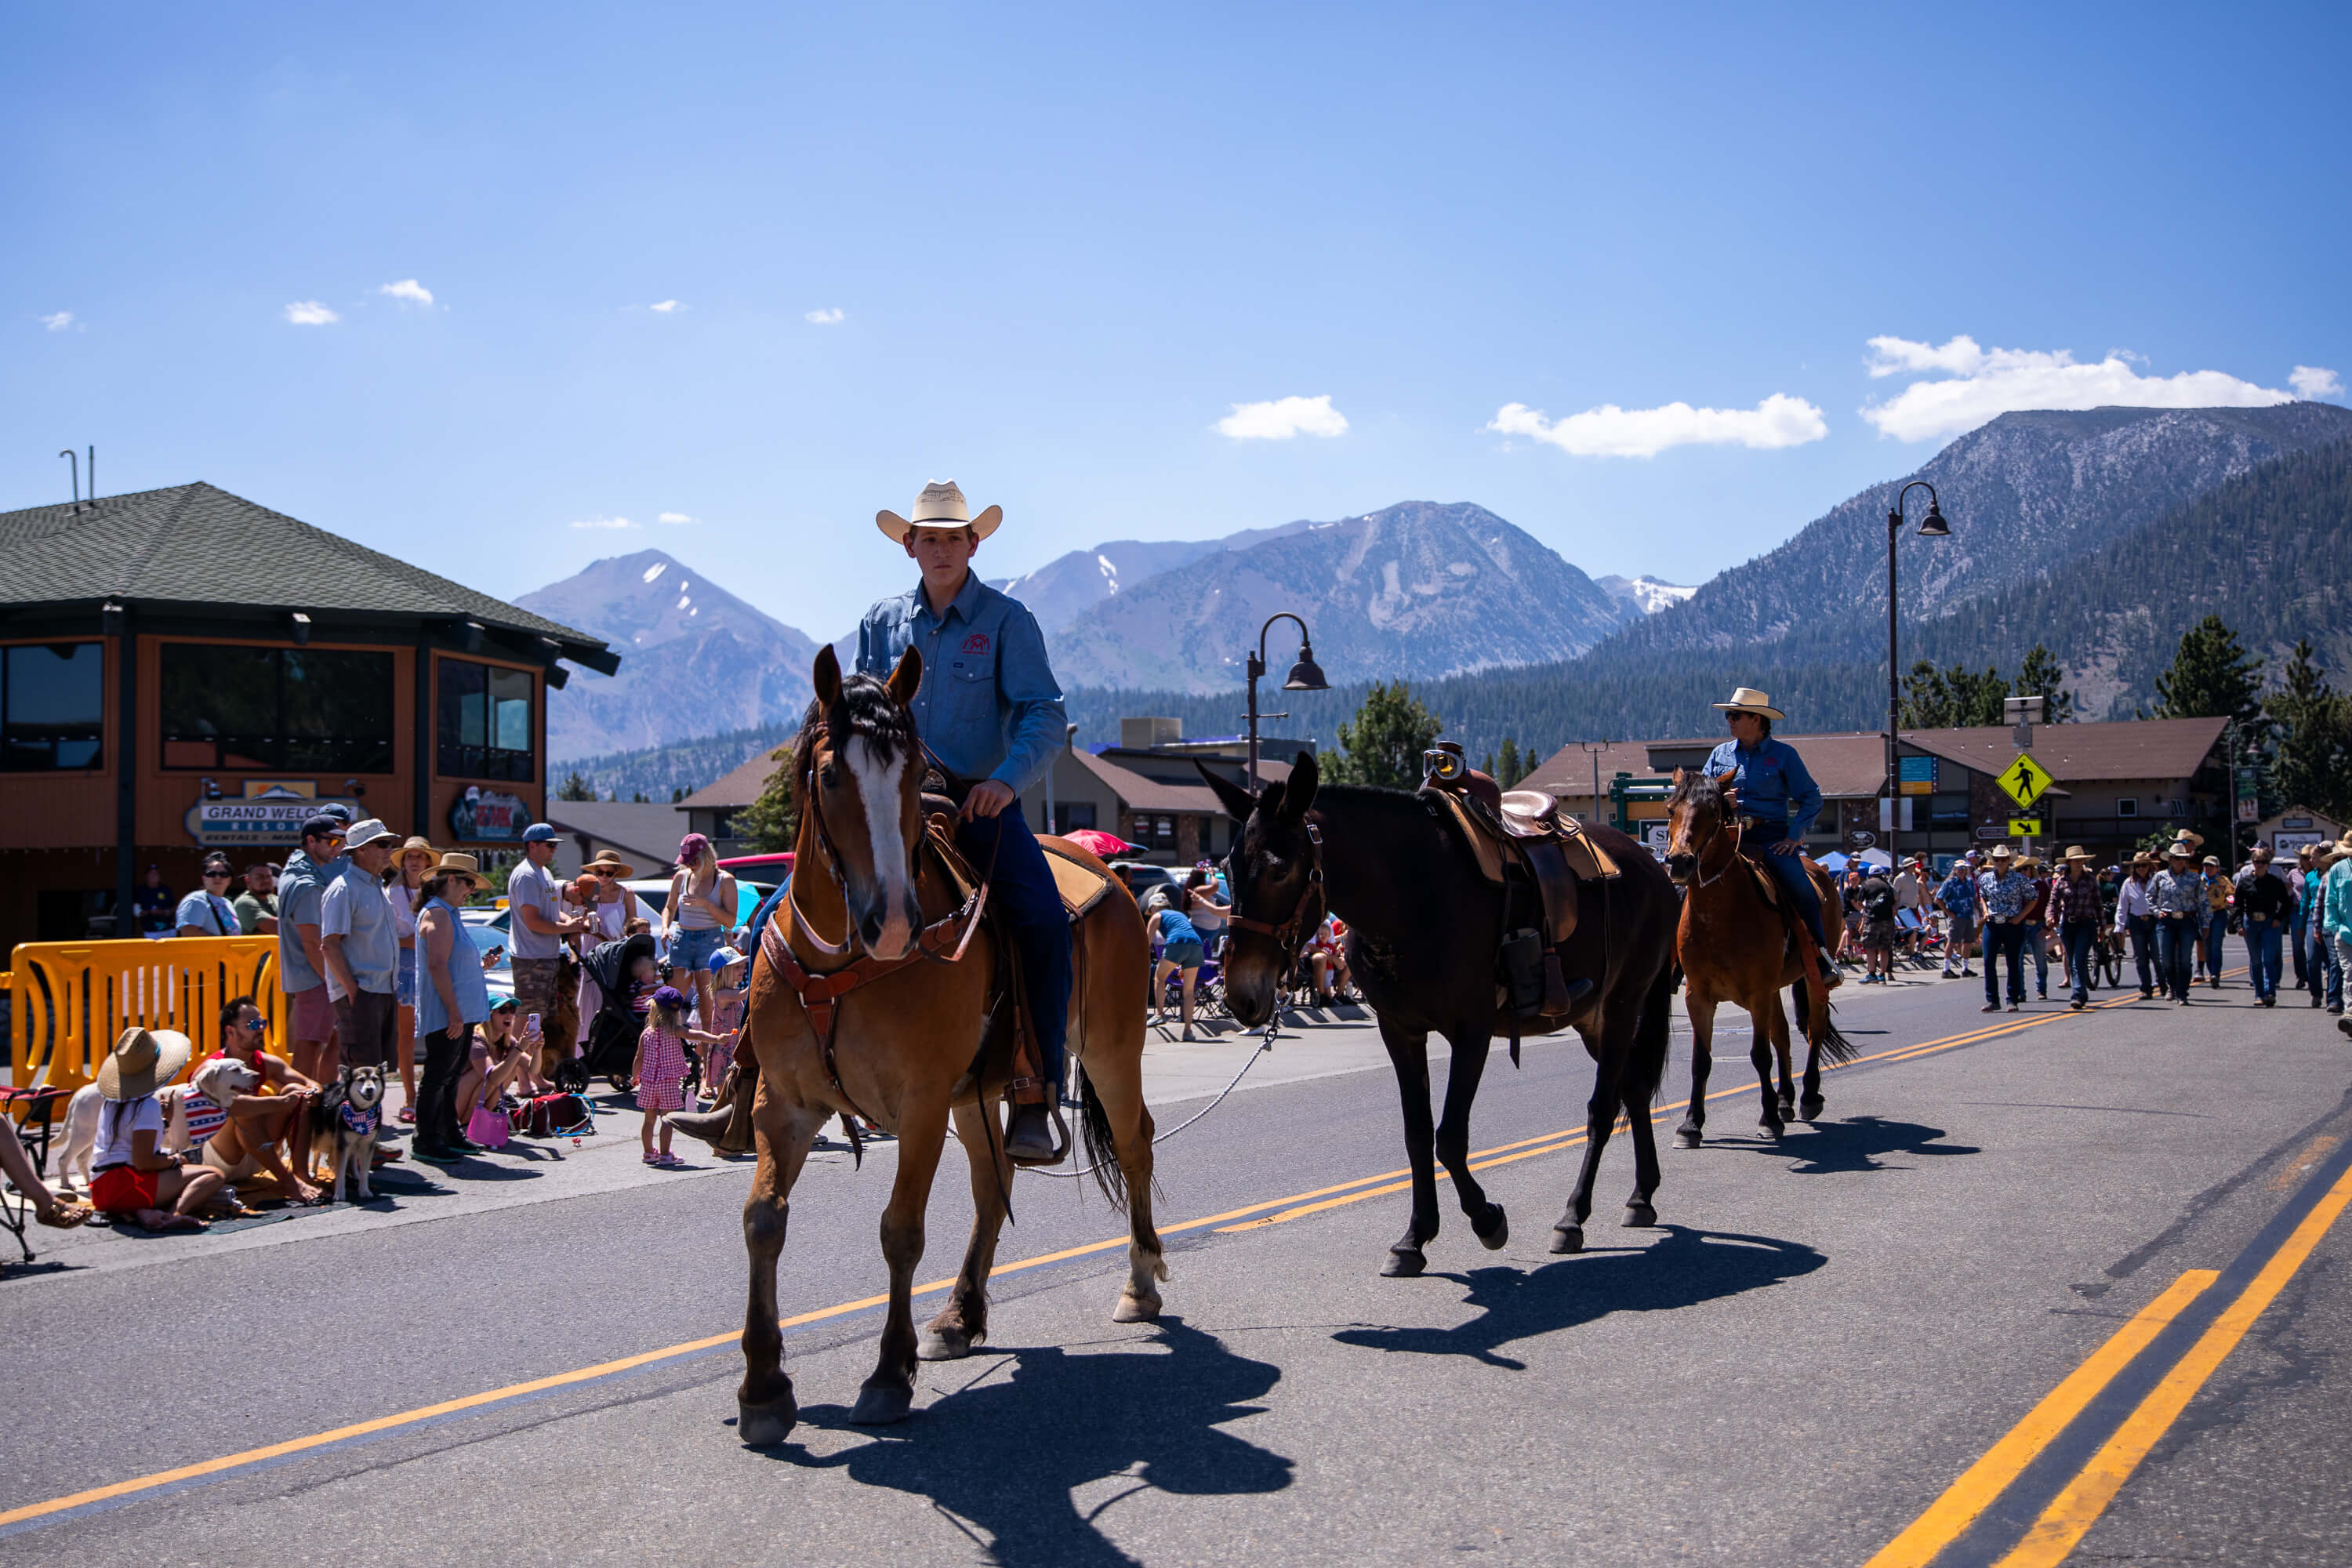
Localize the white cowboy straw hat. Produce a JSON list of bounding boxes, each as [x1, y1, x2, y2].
[[98, 1025, 193, 1102], [1711, 686, 1785, 722], [876, 481, 1003, 544], [1988, 844, 2014, 861]]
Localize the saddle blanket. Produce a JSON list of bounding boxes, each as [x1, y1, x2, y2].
[[1426, 790, 1621, 886], [920, 820, 1116, 921]]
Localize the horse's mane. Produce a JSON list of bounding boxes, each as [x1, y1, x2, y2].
[[1671, 768, 1726, 809], [789, 675, 916, 811]]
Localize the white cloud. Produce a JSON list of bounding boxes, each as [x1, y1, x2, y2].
[[650, 299, 683, 314], [1860, 336, 2295, 441], [40, 311, 73, 332], [378, 278, 434, 307], [657, 511, 694, 524], [1215, 394, 1349, 441], [283, 300, 339, 325], [804, 307, 844, 325], [1486, 393, 1828, 458], [2290, 365, 2344, 401], [570, 515, 636, 530]]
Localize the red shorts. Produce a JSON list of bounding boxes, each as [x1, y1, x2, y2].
[[90, 1164, 160, 1214], [289, 985, 336, 1042]]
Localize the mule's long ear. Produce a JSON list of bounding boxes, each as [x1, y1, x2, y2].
[[1278, 750, 1319, 822], [1197, 760, 1258, 823], [813, 643, 843, 710], [886, 645, 923, 710]]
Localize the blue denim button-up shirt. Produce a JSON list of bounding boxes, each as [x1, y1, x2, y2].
[[857, 572, 1067, 796], [1704, 736, 1823, 839], [1935, 868, 1980, 917]]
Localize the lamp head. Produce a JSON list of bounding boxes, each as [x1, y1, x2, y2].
[[1282, 641, 1328, 692], [1916, 500, 1951, 538]]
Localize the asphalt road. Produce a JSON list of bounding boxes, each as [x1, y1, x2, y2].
[[9, 965, 2352, 1566]]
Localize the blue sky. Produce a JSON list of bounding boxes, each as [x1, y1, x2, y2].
[[6, 3, 2346, 642]]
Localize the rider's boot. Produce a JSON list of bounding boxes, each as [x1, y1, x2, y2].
[[1819, 947, 1843, 989], [1005, 1101, 1058, 1163]]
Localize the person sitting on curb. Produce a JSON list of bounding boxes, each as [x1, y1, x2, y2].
[[198, 996, 322, 1205], [88, 1027, 227, 1232], [0, 1117, 93, 1232]]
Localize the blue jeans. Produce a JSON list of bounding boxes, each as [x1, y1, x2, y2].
[[956, 806, 1073, 1088], [2062, 920, 2098, 1005], [2314, 925, 2345, 1008], [2202, 910, 2229, 982], [1983, 922, 2027, 1006], [2125, 916, 2157, 994], [1748, 823, 1828, 952], [2242, 917, 2284, 1000], [2023, 920, 2049, 996], [2291, 913, 2310, 985], [2156, 916, 2196, 1000]]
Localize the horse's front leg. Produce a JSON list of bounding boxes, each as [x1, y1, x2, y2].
[[1378, 1017, 1441, 1277], [1798, 991, 1828, 1123], [737, 1091, 824, 1446], [1432, 1032, 1508, 1250], [1772, 996, 1798, 1120], [1678, 994, 1719, 1148], [1750, 992, 1788, 1140], [1618, 1022, 1662, 1227], [920, 1099, 1011, 1361], [851, 1097, 950, 1425], [1554, 1031, 1621, 1254]]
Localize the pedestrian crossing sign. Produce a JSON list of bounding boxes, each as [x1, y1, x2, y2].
[[1996, 752, 2053, 811]]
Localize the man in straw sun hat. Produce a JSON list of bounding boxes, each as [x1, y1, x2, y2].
[[855, 481, 1071, 1162], [1975, 844, 2034, 1012], [2148, 834, 2208, 1004], [1701, 686, 1840, 988], [87, 1026, 227, 1230], [2054, 846, 2106, 1010]]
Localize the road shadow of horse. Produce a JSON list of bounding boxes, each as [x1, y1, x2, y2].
[[1332, 1225, 1824, 1370], [765, 1317, 1291, 1566], [1716, 1115, 1980, 1174]]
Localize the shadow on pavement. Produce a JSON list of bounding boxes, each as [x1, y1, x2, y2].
[[1719, 1114, 1980, 1174], [1332, 1225, 1825, 1370], [765, 1317, 1291, 1566]]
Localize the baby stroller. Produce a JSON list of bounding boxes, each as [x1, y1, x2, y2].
[[557, 931, 658, 1094]]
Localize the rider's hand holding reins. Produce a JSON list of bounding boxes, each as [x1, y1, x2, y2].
[[961, 779, 1016, 821]]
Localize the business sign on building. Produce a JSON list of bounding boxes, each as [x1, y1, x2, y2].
[[183, 782, 364, 846], [1897, 755, 1938, 797], [451, 786, 529, 842]]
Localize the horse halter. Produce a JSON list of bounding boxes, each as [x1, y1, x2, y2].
[[1227, 818, 1327, 967]]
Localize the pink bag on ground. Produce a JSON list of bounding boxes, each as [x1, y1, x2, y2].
[[465, 1104, 511, 1149]]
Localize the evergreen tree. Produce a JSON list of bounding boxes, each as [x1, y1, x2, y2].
[[555, 771, 595, 801], [2267, 639, 2352, 818], [2012, 644, 2076, 723], [1327, 681, 1443, 789], [2153, 614, 2263, 724], [630, 790, 650, 803], [733, 750, 799, 853], [1497, 736, 1525, 787], [1898, 661, 2008, 728]]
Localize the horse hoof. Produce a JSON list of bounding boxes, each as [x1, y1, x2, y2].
[[1550, 1225, 1584, 1254], [1675, 1127, 1703, 1149], [916, 1325, 976, 1361], [1799, 1096, 1825, 1121], [1622, 1200, 1657, 1228], [849, 1381, 914, 1425], [1473, 1203, 1509, 1250], [737, 1393, 799, 1446], [1112, 1290, 1162, 1323], [1381, 1247, 1427, 1278], [1759, 1122, 1784, 1141]]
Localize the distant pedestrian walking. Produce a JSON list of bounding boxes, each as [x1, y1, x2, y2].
[[2055, 847, 2103, 1010], [2114, 852, 2159, 998], [1976, 845, 2031, 1012], [2234, 844, 2294, 1006], [2150, 837, 2205, 1004]]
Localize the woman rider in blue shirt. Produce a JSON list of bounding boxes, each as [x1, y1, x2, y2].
[[1702, 686, 1839, 988]]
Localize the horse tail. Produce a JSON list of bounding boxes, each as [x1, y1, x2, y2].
[[1628, 953, 1676, 1106], [1792, 982, 1858, 1065], [1074, 1064, 1130, 1214]]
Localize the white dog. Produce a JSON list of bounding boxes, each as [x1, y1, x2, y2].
[[54, 1056, 261, 1195]]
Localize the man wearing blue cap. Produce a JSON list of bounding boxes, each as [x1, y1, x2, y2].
[[508, 823, 596, 1036]]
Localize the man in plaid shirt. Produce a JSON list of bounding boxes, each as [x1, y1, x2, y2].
[[2054, 847, 2105, 1010]]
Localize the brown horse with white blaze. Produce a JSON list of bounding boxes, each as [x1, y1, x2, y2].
[[1664, 767, 1853, 1144], [734, 645, 1165, 1444]]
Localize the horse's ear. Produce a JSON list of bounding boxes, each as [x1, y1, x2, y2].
[[886, 645, 922, 710], [1278, 750, 1319, 822], [1197, 760, 1257, 823], [812, 644, 842, 710]]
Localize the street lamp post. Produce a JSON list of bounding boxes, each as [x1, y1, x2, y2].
[[1579, 739, 1609, 826], [1886, 481, 1952, 872], [1246, 612, 1329, 792]]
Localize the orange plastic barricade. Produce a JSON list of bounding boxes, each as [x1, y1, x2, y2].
[[6, 937, 286, 1103]]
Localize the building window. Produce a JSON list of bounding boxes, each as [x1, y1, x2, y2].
[[2, 642, 104, 771], [438, 659, 535, 782], [1153, 815, 1175, 843], [161, 644, 394, 771], [2117, 797, 2138, 818], [1054, 801, 1098, 833]]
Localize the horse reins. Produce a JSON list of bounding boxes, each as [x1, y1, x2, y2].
[[1228, 820, 1325, 982]]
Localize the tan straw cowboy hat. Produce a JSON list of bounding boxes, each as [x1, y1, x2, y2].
[[433, 851, 484, 878], [2063, 845, 2094, 862], [582, 850, 636, 878], [397, 835, 438, 866], [876, 481, 1003, 543], [1711, 686, 1785, 722], [1988, 844, 2015, 862], [97, 1025, 193, 1102]]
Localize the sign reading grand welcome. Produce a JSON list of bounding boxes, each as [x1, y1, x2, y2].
[[184, 781, 365, 846], [451, 786, 529, 842]]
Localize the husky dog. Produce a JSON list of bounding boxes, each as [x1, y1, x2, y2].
[[55, 1057, 257, 1194], [314, 1065, 387, 1203]]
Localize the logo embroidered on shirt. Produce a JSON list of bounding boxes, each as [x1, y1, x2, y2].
[[960, 632, 990, 655]]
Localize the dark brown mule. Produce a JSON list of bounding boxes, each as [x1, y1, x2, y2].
[[1662, 768, 1853, 1144], [735, 645, 1165, 1445]]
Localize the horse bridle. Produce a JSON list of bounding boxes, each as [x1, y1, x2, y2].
[[1227, 819, 1327, 974]]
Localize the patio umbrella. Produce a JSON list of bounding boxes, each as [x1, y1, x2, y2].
[[1816, 851, 1849, 873], [1062, 828, 1136, 859]]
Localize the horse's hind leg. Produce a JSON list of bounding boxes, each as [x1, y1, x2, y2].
[[920, 1100, 1012, 1361], [1678, 996, 1719, 1148], [738, 1094, 824, 1446], [1619, 1036, 1662, 1228], [1074, 1042, 1169, 1323], [1433, 1033, 1508, 1250], [1378, 1017, 1442, 1276], [851, 1097, 950, 1426], [1750, 994, 1788, 1140], [1773, 999, 1797, 1120], [1554, 1036, 1621, 1254], [1795, 985, 1828, 1121]]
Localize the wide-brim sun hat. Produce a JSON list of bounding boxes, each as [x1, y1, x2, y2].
[[433, 851, 483, 878], [1710, 686, 1785, 722], [343, 818, 397, 851], [876, 480, 1003, 544], [98, 1025, 193, 1102], [1988, 844, 2014, 861], [397, 836, 438, 866], [583, 851, 635, 877], [2064, 845, 2094, 862]]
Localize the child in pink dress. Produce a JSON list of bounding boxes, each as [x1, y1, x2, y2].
[[699, 947, 750, 1106], [633, 985, 735, 1168]]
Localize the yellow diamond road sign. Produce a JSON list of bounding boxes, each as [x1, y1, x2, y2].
[[1997, 752, 2053, 811]]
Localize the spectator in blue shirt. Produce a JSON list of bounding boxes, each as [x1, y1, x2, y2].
[[1701, 686, 1837, 987], [1934, 860, 1980, 978], [174, 855, 241, 938]]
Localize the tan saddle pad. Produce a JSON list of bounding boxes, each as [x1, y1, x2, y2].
[[1040, 836, 1117, 920], [1428, 789, 1622, 885]]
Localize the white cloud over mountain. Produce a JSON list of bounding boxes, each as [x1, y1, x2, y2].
[[804, 307, 844, 324], [657, 511, 694, 524], [651, 299, 683, 314], [2289, 365, 2344, 401], [1215, 394, 1348, 440], [378, 279, 434, 307], [283, 300, 339, 325], [40, 311, 73, 331], [1487, 393, 1827, 458], [1861, 336, 2297, 441], [571, 515, 635, 530]]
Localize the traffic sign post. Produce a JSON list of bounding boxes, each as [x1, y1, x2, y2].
[[1997, 752, 2053, 813], [2007, 816, 2043, 840]]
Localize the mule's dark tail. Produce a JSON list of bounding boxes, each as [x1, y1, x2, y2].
[[1628, 955, 1677, 1106], [1791, 982, 1857, 1064], [1075, 1065, 1131, 1213]]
